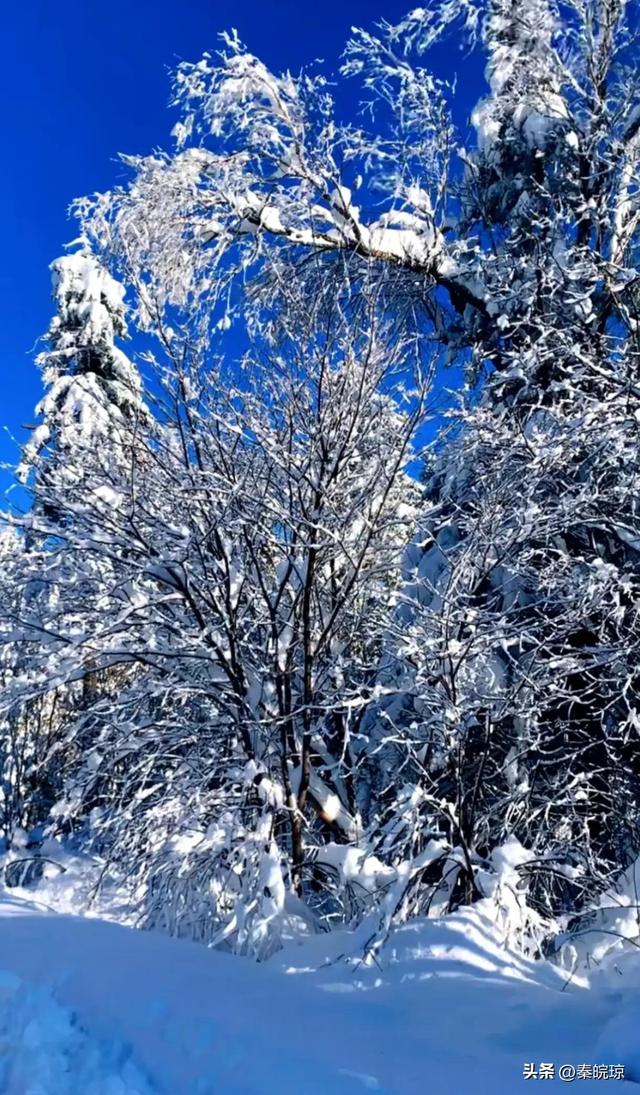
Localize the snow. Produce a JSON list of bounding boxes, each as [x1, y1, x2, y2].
[[314, 842, 396, 893], [596, 1010, 640, 1085], [556, 855, 640, 973], [0, 891, 639, 1093], [0, 968, 153, 1094]]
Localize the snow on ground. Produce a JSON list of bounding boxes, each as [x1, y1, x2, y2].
[[0, 891, 639, 1093], [0, 966, 153, 1095]]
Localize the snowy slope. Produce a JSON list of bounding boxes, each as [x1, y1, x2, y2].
[[0, 895, 639, 1093]]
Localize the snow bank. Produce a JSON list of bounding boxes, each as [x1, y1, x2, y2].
[[0, 968, 153, 1094], [596, 1008, 640, 1086], [0, 893, 639, 1092]]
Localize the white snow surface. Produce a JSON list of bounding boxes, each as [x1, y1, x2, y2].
[[0, 891, 639, 1093]]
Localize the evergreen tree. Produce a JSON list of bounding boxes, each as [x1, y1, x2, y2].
[[19, 248, 144, 483]]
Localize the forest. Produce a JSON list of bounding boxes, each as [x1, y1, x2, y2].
[[2, 0, 640, 990]]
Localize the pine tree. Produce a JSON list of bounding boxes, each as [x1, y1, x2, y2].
[[19, 248, 144, 482], [9, 250, 147, 850]]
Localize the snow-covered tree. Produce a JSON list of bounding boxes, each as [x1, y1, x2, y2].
[[8, 250, 148, 854], [0, 526, 67, 848], [2, 292, 428, 952], [19, 248, 144, 482]]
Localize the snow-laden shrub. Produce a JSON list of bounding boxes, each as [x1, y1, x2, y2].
[[472, 837, 557, 958], [555, 855, 640, 979], [134, 808, 290, 960]]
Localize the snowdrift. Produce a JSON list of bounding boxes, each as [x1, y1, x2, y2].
[[0, 893, 639, 1093]]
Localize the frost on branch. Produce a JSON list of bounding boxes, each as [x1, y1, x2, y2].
[[79, 23, 486, 336]]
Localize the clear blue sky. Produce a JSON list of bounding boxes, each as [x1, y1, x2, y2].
[[1, 0, 484, 496]]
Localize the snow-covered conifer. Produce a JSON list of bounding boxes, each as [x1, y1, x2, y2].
[[19, 249, 144, 481]]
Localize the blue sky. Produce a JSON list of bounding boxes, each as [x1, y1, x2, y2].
[[1, 0, 484, 497]]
